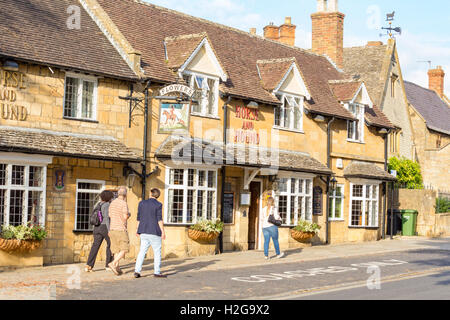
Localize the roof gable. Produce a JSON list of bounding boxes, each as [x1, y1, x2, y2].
[[405, 81, 450, 135]]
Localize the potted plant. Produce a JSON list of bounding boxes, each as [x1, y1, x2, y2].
[[0, 224, 48, 253], [188, 219, 224, 243], [291, 220, 321, 242]]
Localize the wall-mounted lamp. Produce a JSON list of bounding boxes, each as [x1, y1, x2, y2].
[[330, 177, 338, 191], [379, 128, 389, 134], [314, 115, 326, 123], [2, 60, 19, 72]]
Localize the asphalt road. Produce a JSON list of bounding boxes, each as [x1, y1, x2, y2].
[[57, 248, 450, 300]]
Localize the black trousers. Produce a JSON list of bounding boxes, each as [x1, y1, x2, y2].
[[87, 224, 113, 268]]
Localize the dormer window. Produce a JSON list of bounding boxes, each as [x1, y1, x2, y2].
[[347, 103, 364, 143], [183, 72, 219, 117], [274, 93, 304, 131]]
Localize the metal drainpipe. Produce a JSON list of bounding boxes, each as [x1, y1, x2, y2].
[[326, 117, 336, 245], [219, 95, 232, 254], [382, 129, 391, 239], [141, 80, 151, 200]]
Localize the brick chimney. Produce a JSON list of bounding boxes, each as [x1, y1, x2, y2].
[[249, 28, 257, 35], [279, 17, 296, 46], [311, 0, 345, 69], [428, 66, 445, 97], [263, 23, 280, 42]]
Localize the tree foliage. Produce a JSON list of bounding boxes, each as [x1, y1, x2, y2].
[[388, 157, 423, 189]]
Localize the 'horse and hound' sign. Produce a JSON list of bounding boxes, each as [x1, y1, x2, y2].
[[157, 84, 193, 134]]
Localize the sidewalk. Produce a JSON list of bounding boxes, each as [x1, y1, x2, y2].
[[0, 236, 449, 299]]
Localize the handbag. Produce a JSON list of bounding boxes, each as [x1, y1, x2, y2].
[[268, 208, 282, 227], [89, 203, 103, 227]]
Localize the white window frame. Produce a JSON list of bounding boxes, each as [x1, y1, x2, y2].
[[274, 92, 304, 133], [329, 184, 345, 221], [74, 179, 105, 231], [0, 154, 50, 227], [274, 176, 313, 226], [164, 167, 218, 225], [349, 183, 380, 228], [346, 103, 365, 143], [63, 72, 98, 121], [183, 70, 219, 118]]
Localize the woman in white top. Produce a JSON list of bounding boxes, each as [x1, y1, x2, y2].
[[261, 197, 284, 260]]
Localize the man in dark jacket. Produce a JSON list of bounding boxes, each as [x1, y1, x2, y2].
[[134, 188, 167, 278]]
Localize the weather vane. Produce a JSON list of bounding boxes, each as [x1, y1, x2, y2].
[[380, 11, 401, 39]]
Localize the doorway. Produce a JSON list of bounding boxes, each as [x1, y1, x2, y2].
[[248, 181, 262, 250]]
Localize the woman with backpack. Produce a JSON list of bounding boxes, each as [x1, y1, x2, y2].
[[85, 190, 114, 272], [261, 197, 285, 260]]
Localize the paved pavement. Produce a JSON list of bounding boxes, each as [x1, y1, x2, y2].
[[0, 236, 449, 300]]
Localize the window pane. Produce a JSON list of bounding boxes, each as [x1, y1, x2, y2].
[[207, 78, 216, 115], [305, 196, 312, 221], [208, 171, 216, 188], [0, 164, 6, 185], [191, 76, 202, 113], [198, 171, 206, 187], [207, 191, 214, 220], [64, 77, 78, 118], [279, 179, 288, 193], [82, 81, 95, 119], [291, 179, 296, 193], [0, 189, 5, 226], [29, 166, 43, 187], [298, 196, 304, 220], [365, 200, 370, 227], [371, 201, 377, 226], [9, 190, 24, 226], [274, 107, 281, 126], [28, 191, 42, 225], [187, 190, 194, 224], [170, 169, 184, 185], [298, 179, 303, 193], [76, 191, 98, 230], [278, 196, 287, 224], [372, 186, 378, 199], [188, 169, 195, 187], [335, 197, 342, 219], [353, 185, 363, 197], [284, 104, 291, 128], [197, 190, 204, 219], [352, 200, 362, 226], [77, 182, 103, 190], [290, 196, 296, 225], [305, 180, 311, 195], [168, 189, 184, 223], [11, 165, 25, 185]]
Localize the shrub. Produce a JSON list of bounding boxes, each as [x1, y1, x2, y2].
[[388, 157, 424, 189], [0, 224, 48, 241], [436, 197, 450, 214], [293, 220, 321, 234], [190, 219, 224, 234]]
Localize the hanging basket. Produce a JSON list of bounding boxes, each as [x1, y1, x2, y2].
[[188, 229, 219, 243], [0, 238, 42, 253], [290, 229, 316, 242]]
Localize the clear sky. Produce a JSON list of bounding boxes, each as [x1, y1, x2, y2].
[[145, 0, 450, 94]]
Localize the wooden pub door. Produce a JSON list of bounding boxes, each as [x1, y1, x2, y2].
[[248, 181, 261, 250]]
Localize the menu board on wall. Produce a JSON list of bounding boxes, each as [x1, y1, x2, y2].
[[313, 186, 323, 216], [223, 193, 234, 224]]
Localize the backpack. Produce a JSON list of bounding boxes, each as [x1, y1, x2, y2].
[[89, 203, 104, 227]]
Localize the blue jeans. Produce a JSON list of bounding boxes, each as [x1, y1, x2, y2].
[[263, 226, 280, 257], [135, 234, 162, 275]]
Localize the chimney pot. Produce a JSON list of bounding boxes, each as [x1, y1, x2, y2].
[[285, 17, 292, 25], [250, 28, 256, 35]]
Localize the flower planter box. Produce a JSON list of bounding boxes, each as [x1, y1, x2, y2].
[[290, 229, 315, 242], [0, 238, 42, 253], [188, 229, 219, 243]]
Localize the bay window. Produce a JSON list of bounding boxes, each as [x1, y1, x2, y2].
[[274, 94, 304, 131], [166, 168, 217, 224], [349, 183, 379, 227], [183, 72, 219, 117], [64, 73, 98, 121], [0, 163, 47, 227], [275, 177, 313, 225], [347, 103, 365, 142]]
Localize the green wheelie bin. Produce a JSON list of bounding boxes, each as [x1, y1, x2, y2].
[[401, 210, 418, 236]]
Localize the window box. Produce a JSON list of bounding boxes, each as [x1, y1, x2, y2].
[[0, 238, 42, 253], [290, 229, 315, 242], [187, 229, 219, 243]]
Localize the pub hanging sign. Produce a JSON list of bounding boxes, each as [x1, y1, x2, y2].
[[159, 84, 194, 98]]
